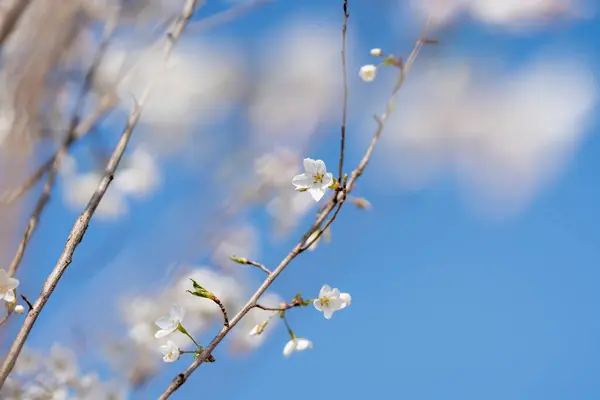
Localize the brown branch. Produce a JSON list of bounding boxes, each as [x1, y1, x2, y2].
[[338, 0, 349, 183], [0, 0, 33, 47], [158, 18, 433, 400], [0, 0, 199, 388]]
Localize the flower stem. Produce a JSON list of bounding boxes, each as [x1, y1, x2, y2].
[[281, 313, 295, 339]]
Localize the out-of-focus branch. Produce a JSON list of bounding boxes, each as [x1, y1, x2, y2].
[[0, 0, 200, 388], [0, 0, 32, 47], [158, 16, 433, 400], [4, 16, 118, 283], [0, 95, 116, 205], [338, 0, 349, 183], [189, 0, 271, 32]]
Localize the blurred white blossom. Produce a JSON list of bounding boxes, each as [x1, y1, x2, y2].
[[154, 304, 184, 338], [409, 0, 588, 29], [379, 57, 596, 214], [359, 64, 378, 82], [249, 19, 343, 148], [47, 344, 78, 384]]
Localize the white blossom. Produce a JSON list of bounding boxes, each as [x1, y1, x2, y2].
[[0, 269, 19, 303], [14, 304, 25, 314], [359, 64, 377, 82], [313, 284, 351, 319], [159, 340, 180, 363], [283, 337, 313, 357], [370, 48, 383, 56], [249, 320, 268, 336], [154, 304, 184, 339], [47, 344, 78, 384], [292, 158, 333, 202]]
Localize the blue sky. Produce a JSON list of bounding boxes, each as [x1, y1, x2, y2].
[[5, 0, 600, 399]]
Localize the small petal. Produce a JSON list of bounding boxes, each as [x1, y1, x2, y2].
[[303, 158, 318, 175], [313, 299, 324, 312], [295, 338, 312, 351], [319, 285, 332, 298], [4, 290, 14, 303], [154, 329, 170, 339], [313, 160, 327, 175], [292, 173, 314, 188], [323, 308, 335, 319], [170, 304, 184, 321], [283, 340, 296, 357], [339, 293, 352, 309], [155, 317, 173, 330], [321, 173, 333, 188], [308, 187, 325, 202]]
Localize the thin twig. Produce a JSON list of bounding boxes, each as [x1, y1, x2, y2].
[[158, 20, 432, 400], [20, 295, 33, 312], [0, 1, 199, 388], [189, 0, 271, 32], [338, 0, 349, 183]]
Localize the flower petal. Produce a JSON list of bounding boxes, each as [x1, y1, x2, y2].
[[339, 293, 352, 309], [4, 290, 14, 303], [155, 317, 173, 330], [308, 187, 325, 202], [171, 304, 184, 321], [0, 269, 8, 285], [295, 338, 312, 351], [313, 299, 324, 312], [283, 340, 296, 357], [319, 284, 332, 298], [303, 158, 318, 175], [323, 308, 335, 319], [154, 329, 170, 339], [321, 172, 333, 188], [7, 277, 19, 290], [313, 160, 326, 175], [330, 288, 341, 298], [292, 173, 313, 188]]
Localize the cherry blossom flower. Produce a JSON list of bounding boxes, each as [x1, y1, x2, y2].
[[154, 304, 184, 338], [313, 284, 351, 319], [371, 48, 383, 56], [292, 158, 333, 202], [249, 320, 269, 336], [283, 337, 313, 357], [159, 340, 180, 363], [14, 304, 24, 314], [0, 269, 19, 303], [359, 64, 377, 82]]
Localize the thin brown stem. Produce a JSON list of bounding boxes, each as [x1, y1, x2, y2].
[[0, 1, 199, 388], [212, 297, 230, 328], [338, 0, 349, 183], [158, 22, 431, 399]]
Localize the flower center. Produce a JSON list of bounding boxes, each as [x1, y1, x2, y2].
[[313, 173, 324, 184], [320, 296, 330, 306]]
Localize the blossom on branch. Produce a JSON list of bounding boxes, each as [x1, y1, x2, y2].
[[283, 337, 313, 357], [0, 269, 19, 303], [159, 341, 180, 363], [313, 284, 351, 319], [359, 64, 377, 82], [292, 158, 334, 202], [154, 304, 185, 339]]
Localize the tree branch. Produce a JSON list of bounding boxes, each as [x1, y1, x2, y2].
[[158, 17, 432, 400], [0, 0, 199, 389]]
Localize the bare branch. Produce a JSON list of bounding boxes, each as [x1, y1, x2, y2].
[[0, 0, 200, 388], [158, 19, 433, 400], [338, 0, 349, 183]]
